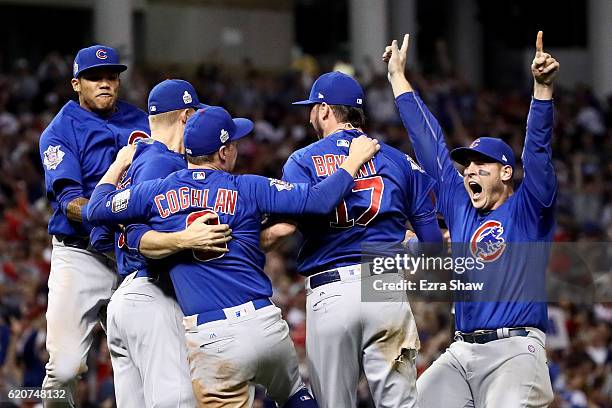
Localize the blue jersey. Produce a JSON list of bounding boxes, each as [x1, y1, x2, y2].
[[114, 139, 186, 278], [87, 167, 355, 316], [396, 92, 556, 332], [282, 129, 437, 276], [39, 100, 149, 237]]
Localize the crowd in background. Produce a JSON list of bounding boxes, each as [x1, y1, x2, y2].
[[0, 46, 610, 407]]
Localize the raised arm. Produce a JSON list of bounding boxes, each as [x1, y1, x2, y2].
[[523, 31, 558, 207], [383, 34, 463, 196]]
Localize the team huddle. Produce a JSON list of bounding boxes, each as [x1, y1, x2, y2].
[[38, 31, 560, 408]]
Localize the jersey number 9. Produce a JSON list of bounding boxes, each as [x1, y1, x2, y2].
[[186, 209, 227, 262]]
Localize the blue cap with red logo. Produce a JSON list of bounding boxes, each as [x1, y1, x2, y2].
[[73, 45, 127, 78], [293, 71, 364, 108], [450, 137, 515, 168], [184, 106, 253, 156], [147, 79, 207, 115]]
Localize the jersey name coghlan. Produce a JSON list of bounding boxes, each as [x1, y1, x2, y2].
[[311, 155, 376, 178], [154, 187, 237, 218]]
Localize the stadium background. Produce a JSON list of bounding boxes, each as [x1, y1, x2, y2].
[[0, 0, 610, 406]]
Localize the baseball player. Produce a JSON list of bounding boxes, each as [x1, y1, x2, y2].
[[263, 71, 444, 407], [95, 79, 231, 407], [86, 105, 379, 407], [38, 45, 149, 407], [383, 32, 558, 407]]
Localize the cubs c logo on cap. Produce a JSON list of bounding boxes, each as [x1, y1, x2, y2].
[[96, 49, 108, 60], [470, 139, 481, 148]]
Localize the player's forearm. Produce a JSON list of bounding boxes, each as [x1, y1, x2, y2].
[[260, 222, 296, 252], [533, 83, 553, 100], [340, 156, 368, 177], [395, 93, 455, 185], [97, 161, 128, 187], [410, 214, 444, 256], [87, 184, 130, 224], [522, 97, 556, 204], [388, 72, 414, 98], [138, 230, 186, 259], [65, 197, 89, 222], [304, 169, 355, 214]]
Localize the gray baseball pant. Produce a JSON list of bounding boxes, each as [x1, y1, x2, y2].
[[43, 237, 118, 407], [183, 301, 304, 407], [107, 272, 195, 407], [305, 265, 420, 408], [417, 328, 554, 408]]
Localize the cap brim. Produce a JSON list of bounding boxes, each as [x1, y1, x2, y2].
[[77, 64, 128, 77], [230, 118, 254, 142], [292, 99, 318, 105], [450, 147, 502, 166]]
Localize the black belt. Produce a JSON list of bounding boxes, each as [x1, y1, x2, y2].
[[309, 267, 399, 290], [55, 235, 90, 250], [456, 328, 529, 344]]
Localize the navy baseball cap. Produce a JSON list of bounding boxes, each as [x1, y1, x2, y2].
[[73, 45, 127, 78], [450, 137, 515, 168], [293, 71, 364, 108], [147, 79, 207, 115], [184, 106, 253, 156]]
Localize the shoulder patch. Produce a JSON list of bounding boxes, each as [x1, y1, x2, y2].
[[43, 145, 65, 170], [406, 155, 424, 173], [269, 178, 294, 191], [111, 189, 131, 213]]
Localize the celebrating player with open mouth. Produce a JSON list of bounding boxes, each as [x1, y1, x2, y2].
[[383, 31, 559, 407]]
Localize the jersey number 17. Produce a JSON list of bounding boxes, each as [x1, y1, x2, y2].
[[331, 176, 384, 228]]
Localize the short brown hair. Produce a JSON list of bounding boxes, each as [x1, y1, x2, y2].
[[330, 105, 366, 128], [186, 153, 216, 165]]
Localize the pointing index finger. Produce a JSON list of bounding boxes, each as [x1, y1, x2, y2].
[[536, 31, 543, 55]]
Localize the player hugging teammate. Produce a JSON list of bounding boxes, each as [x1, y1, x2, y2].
[[39, 31, 559, 407]]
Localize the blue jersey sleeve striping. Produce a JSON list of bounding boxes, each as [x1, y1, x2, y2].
[[395, 92, 464, 218]]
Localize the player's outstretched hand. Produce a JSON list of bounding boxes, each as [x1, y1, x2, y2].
[[179, 213, 232, 253], [382, 33, 409, 81], [531, 31, 559, 86], [349, 135, 380, 164], [115, 144, 137, 169], [340, 135, 380, 177]]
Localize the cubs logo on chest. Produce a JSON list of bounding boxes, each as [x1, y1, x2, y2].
[[470, 220, 506, 262]]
